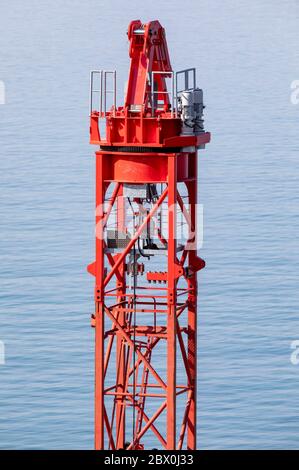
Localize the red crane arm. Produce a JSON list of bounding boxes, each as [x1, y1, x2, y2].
[[124, 20, 172, 111]]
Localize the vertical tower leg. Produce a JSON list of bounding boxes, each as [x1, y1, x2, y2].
[[115, 185, 126, 449], [166, 154, 177, 449], [187, 154, 198, 450], [95, 152, 105, 450], [115, 271, 126, 449]]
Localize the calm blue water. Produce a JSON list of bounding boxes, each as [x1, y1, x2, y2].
[[0, 0, 299, 449]]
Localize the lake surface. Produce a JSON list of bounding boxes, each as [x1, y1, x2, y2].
[[0, 0, 299, 449]]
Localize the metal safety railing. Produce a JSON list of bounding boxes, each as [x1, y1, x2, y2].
[[89, 70, 116, 116], [176, 68, 196, 94], [89, 68, 197, 117], [150, 70, 175, 117], [149, 68, 197, 116]]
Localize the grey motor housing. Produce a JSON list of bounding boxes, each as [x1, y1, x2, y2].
[[177, 87, 205, 136]]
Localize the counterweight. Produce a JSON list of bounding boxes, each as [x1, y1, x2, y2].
[[88, 19, 210, 450]]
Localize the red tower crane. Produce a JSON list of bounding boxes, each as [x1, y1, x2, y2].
[[88, 19, 210, 450]]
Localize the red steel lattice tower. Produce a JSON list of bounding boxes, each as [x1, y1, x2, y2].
[[88, 20, 210, 450]]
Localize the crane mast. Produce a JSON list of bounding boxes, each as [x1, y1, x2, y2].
[[88, 19, 210, 450]]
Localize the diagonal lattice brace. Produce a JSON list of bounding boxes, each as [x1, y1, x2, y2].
[[104, 305, 167, 389], [103, 187, 168, 287]]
